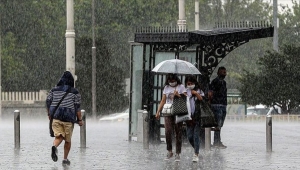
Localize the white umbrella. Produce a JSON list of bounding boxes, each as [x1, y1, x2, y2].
[[152, 59, 201, 75]]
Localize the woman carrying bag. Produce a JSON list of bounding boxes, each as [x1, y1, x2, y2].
[[155, 73, 186, 162], [184, 75, 204, 162]]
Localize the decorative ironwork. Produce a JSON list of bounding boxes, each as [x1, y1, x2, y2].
[[215, 21, 272, 28], [152, 43, 190, 52], [197, 40, 248, 76], [135, 26, 188, 33]]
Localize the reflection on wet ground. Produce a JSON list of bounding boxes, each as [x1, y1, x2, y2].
[[0, 118, 299, 170]]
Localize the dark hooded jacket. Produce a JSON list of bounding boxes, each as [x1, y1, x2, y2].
[[46, 71, 81, 123]]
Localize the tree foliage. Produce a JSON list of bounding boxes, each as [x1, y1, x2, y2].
[[76, 37, 128, 114], [1, 0, 300, 115], [238, 44, 300, 113]]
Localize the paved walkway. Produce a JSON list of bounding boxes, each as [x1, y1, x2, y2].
[[0, 117, 299, 170]]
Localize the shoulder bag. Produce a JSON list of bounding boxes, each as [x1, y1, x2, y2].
[[49, 89, 70, 137], [198, 100, 218, 128], [161, 103, 173, 117]]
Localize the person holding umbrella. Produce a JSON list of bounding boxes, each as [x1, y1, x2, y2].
[[155, 73, 187, 162]]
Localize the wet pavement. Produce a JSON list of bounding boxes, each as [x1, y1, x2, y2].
[[0, 117, 300, 170]]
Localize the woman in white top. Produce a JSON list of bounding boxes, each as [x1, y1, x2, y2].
[[185, 75, 204, 162], [155, 73, 186, 162]]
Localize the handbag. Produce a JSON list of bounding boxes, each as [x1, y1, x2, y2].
[[161, 103, 173, 117], [198, 100, 218, 128], [49, 88, 70, 137], [175, 97, 192, 123], [172, 94, 188, 116]]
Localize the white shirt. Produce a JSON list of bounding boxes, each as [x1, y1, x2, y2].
[[163, 84, 186, 104], [187, 88, 204, 115]]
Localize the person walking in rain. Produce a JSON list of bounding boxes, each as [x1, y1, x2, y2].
[[46, 71, 84, 166], [184, 75, 204, 162], [155, 73, 187, 162], [208, 67, 227, 149]]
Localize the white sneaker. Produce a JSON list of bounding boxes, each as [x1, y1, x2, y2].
[[174, 154, 180, 162], [192, 154, 199, 162]]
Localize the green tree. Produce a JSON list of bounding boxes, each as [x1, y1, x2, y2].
[[76, 37, 128, 115], [0, 0, 290, 115], [278, 1, 300, 47], [238, 44, 300, 113], [0, 1, 66, 91]]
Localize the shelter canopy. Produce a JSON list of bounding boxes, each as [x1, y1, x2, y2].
[[134, 27, 273, 45]]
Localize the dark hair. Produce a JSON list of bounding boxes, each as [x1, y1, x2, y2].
[[217, 66, 226, 73], [184, 75, 200, 91], [164, 73, 181, 86]]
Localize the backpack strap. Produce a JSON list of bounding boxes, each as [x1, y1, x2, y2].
[[51, 87, 71, 117]]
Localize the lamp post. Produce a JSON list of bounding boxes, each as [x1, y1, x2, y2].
[[66, 0, 76, 78], [92, 0, 97, 119], [0, 21, 1, 118], [195, 0, 199, 30], [273, 0, 279, 51], [178, 0, 186, 32]]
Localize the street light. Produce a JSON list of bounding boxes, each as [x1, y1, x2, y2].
[[273, 0, 279, 51], [0, 20, 2, 117], [66, 0, 76, 79], [195, 0, 199, 30], [178, 0, 186, 32], [92, 0, 97, 119]]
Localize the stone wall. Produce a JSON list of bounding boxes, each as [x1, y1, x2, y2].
[[1, 101, 46, 120]]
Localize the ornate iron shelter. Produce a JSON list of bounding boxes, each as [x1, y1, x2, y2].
[[129, 22, 274, 143]]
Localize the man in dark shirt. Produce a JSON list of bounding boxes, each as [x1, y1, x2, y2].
[[208, 67, 227, 149]]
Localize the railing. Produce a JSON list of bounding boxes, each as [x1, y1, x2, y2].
[[1, 90, 48, 102], [226, 115, 300, 122]]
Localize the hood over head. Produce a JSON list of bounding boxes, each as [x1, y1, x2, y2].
[[57, 71, 74, 87]]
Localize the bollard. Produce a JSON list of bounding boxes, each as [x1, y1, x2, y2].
[[266, 114, 272, 152], [14, 110, 20, 149], [205, 127, 211, 151], [142, 109, 149, 149], [80, 110, 86, 148]]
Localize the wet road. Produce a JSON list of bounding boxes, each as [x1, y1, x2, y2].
[[0, 117, 299, 170]]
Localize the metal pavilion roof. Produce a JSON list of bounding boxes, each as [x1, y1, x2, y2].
[[134, 22, 274, 45]]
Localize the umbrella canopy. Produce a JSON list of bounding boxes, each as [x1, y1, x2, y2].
[[152, 59, 201, 75]]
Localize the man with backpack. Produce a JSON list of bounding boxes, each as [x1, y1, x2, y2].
[[46, 71, 84, 166]]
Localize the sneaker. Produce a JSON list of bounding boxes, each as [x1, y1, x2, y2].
[[51, 146, 58, 162], [218, 143, 227, 149], [192, 154, 199, 162], [174, 154, 180, 162], [213, 142, 227, 149], [164, 152, 173, 160], [62, 159, 71, 166]]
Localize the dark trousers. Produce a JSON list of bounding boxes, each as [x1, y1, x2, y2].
[[186, 120, 200, 154], [211, 105, 227, 144], [164, 116, 183, 154]]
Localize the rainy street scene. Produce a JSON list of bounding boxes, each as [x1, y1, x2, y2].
[[1, 0, 300, 170]]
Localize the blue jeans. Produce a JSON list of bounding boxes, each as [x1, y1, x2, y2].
[[211, 105, 227, 144], [186, 120, 200, 154]]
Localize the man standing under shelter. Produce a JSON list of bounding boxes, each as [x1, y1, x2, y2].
[[208, 66, 227, 149]]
